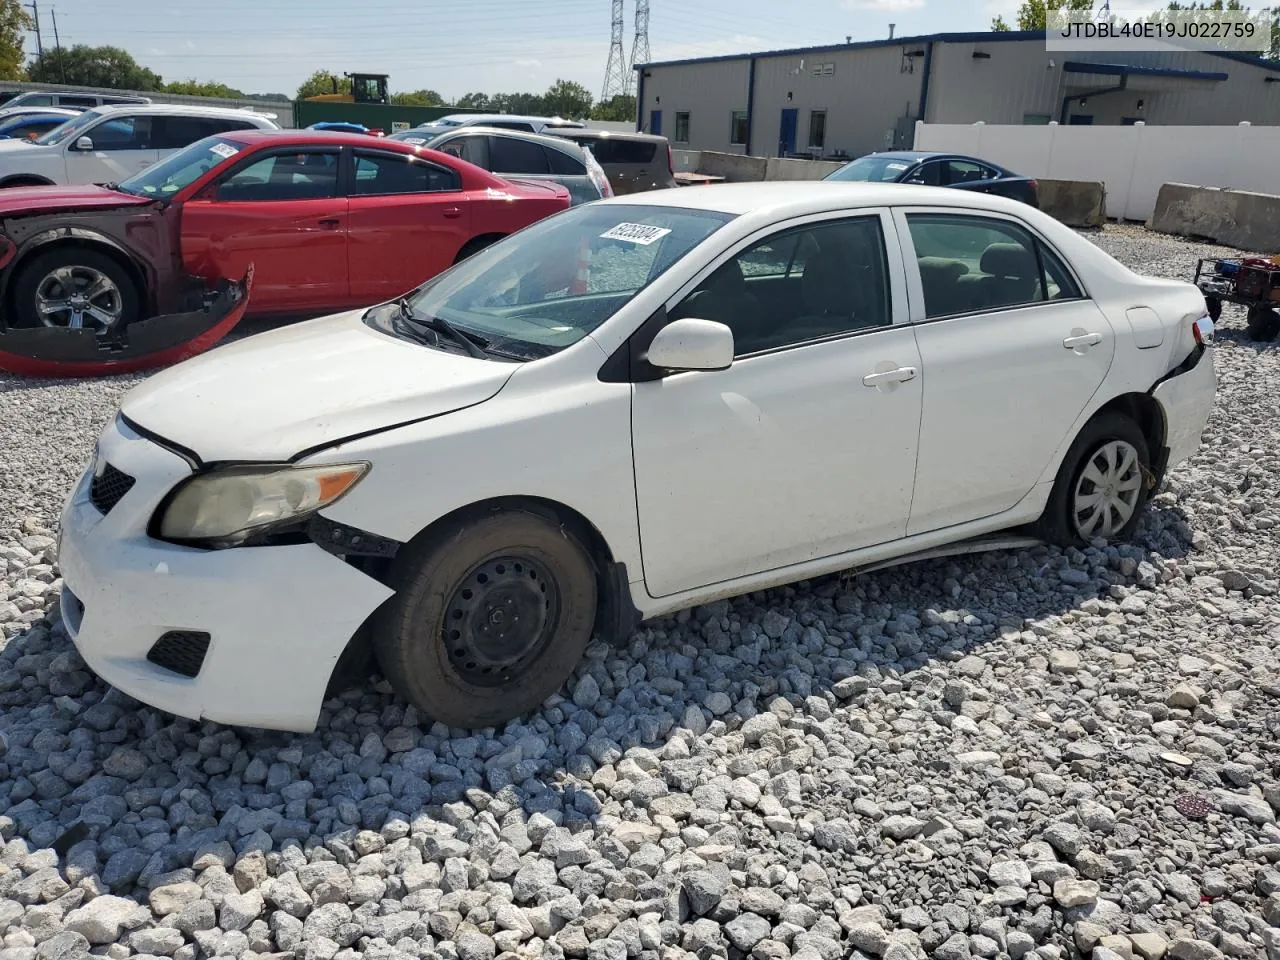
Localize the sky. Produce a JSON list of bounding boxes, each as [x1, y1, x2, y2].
[[40, 0, 1027, 101]]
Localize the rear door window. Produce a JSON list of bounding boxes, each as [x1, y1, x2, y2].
[[546, 146, 586, 175], [352, 150, 461, 194], [487, 135, 550, 174]]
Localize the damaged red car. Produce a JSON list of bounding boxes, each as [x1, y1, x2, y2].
[[0, 130, 572, 377]]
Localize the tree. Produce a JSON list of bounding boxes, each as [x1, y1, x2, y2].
[[591, 93, 636, 121], [0, 0, 31, 80], [296, 70, 350, 100], [991, 0, 1094, 30], [542, 78, 593, 119], [28, 44, 163, 89], [165, 79, 244, 98], [391, 89, 445, 106], [456, 92, 493, 109]]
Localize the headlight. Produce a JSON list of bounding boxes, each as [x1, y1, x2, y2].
[[157, 462, 369, 546]]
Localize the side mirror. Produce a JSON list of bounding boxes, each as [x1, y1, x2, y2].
[[73, 136, 93, 152], [645, 317, 734, 372]]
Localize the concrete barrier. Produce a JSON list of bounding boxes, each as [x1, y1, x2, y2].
[[1148, 183, 1280, 251], [764, 157, 845, 181], [696, 151, 769, 182], [1036, 179, 1107, 228]]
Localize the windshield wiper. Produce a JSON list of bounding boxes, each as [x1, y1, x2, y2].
[[395, 297, 490, 360]]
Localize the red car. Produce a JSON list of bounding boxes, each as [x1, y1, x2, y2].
[[0, 130, 571, 377]]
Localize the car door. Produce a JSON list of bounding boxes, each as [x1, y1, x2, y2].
[[63, 113, 160, 184], [346, 148, 471, 302], [630, 210, 923, 597], [902, 159, 944, 186], [895, 208, 1114, 536], [179, 145, 349, 312]]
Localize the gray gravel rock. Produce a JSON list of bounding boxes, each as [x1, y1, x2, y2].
[[0, 226, 1278, 960]]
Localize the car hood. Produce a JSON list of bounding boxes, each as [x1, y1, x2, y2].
[[121, 308, 518, 462], [0, 184, 153, 217]]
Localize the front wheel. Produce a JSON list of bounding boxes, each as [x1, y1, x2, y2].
[[11, 247, 140, 332], [373, 509, 597, 729], [1246, 305, 1279, 342], [1033, 413, 1151, 547]]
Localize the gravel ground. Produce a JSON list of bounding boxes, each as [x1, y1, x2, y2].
[[0, 224, 1278, 960]]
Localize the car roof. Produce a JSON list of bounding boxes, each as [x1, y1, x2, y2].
[[222, 129, 422, 147], [90, 103, 278, 121], [553, 129, 666, 143], [427, 113, 585, 126], [0, 105, 80, 116], [595, 180, 1022, 216], [416, 125, 586, 154]]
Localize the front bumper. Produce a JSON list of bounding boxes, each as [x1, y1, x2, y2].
[[1151, 344, 1216, 475], [57, 415, 393, 733]]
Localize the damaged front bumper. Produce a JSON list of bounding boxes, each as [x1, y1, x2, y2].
[[0, 266, 254, 378]]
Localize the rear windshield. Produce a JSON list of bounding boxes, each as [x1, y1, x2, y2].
[[568, 137, 656, 165]]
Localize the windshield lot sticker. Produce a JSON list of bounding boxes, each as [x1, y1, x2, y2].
[[600, 223, 672, 245], [209, 143, 240, 159]]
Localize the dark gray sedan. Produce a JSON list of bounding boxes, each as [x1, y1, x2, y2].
[[825, 151, 1039, 208], [387, 126, 612, 206]]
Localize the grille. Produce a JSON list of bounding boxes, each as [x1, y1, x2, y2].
[[89, 463, 136, 515], [146, 631, 211, 678]]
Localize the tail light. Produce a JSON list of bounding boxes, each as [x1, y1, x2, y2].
[[667, 142, 674, 175], [1192, 315, 1214, 344], [1028, 179, 1038, 191]]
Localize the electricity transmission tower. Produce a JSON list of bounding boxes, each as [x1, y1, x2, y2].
[[626, 0, 650, 94], [601, 0, 628, 101]]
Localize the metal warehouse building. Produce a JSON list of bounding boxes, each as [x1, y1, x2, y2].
[[633, 30, 1280, 159]]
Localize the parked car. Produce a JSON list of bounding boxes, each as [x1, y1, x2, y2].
[[0, 107, 81, 141], [0, 129, 571, 376], [546, 129, 676, 195], [410, 113, 587, 135], [389, 126, 612, 205], [0, 104, 280, 189], [825, 151, 1039, 207], [0, 90, 151, 114], [309, 121, 375, 135], [56, 182, 1216, 732]]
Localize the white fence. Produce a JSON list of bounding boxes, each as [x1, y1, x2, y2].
[[913, 120, 1280, 222]]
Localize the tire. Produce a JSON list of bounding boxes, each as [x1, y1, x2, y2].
[[11, 247, 140, 332], [453, 234, 503, 265], [373, 509, 597, 729], [1246, 305, 1280, 342], [1204, 296, 1222, 323], [0, 177, 54, 189], [1033, 412, 1152, 547]]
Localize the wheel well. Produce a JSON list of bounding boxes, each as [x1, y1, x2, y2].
[[1091, 392, 1165, 470], [8, 239, 148, 314], [453, 233, 506, 264], [0, 175, 55, 188]]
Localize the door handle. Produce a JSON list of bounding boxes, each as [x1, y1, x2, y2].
[[317, 218, 341, 229], [862, 366, 917, 387], [1063, 331, 1102, 350], [442, 206, 462, 219]]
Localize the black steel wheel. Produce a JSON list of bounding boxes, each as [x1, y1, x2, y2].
[[1246, 305, 1279, 342], [374, 508, 597, 729]]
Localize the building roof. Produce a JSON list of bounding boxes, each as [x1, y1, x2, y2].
[[634, 29, 1280, 75]]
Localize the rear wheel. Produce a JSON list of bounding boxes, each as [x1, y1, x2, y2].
[[373, 509, 597, 729], [1033, 413, 1151, 547], [1246, 305, 1279, 342]]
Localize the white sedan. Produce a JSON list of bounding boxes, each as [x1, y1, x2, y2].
[[57, 183, 1216, 733]]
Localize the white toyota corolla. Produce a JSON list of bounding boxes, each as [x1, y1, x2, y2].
[[58, 182, 1216, 733]]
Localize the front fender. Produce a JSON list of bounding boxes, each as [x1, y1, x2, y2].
[[0, 266, 253, 378]]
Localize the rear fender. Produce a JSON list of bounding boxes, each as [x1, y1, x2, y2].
[[0, 265, 253, 378]]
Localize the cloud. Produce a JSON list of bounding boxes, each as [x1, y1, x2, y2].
[[515, 59, 542, 68], [843, 0, 925, 9]]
